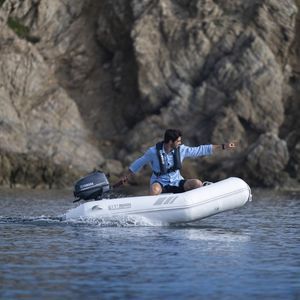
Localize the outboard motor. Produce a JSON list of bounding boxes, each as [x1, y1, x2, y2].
[[73, 171, 110, 202]]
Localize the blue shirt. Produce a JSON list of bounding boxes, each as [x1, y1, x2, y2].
[[129, 144, 213, 187]]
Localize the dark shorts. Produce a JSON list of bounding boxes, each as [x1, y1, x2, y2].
[[155, 180, 186, 194]]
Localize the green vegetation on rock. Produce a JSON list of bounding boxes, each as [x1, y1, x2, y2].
[[7, 17, 30, 39], [7, 17, 40, 43]]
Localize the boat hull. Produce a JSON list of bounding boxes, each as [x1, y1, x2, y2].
[[65, 177, 252, 224]]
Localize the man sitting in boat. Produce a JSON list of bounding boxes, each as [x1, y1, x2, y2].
[[120, 129, 236, 195]]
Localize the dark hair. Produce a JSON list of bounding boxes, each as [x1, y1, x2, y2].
[[164, 129, 182, 143]]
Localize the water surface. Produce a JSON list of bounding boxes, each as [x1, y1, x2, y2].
[[0, 188, 299, 299]]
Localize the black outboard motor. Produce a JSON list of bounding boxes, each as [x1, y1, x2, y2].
[[73, 171, 110, 202]]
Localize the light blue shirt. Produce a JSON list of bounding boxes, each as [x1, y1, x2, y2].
[[129, 144, 213, 187]]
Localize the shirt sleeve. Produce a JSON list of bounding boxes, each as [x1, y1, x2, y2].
[[181, 144, 213, 158], [129, 148, 153, 174]]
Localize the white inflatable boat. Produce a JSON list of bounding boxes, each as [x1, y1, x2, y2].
[[66, 177, 252, 224]]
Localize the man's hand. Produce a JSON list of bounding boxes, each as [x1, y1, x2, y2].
[[225, 142, 236, 149], [213, 143, 237, 151], [121, 174, 130, 184], [113, 171, 134, 188]]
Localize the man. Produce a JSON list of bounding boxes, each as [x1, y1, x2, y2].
[[120, 129, 236, 195]]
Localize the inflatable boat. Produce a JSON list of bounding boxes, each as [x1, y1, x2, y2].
[[66, 172, 252, 224]]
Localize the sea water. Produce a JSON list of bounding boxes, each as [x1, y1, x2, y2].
[[0, 188, 299, 299]]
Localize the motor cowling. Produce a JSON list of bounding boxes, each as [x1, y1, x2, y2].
[[73, 171, 110, 201]]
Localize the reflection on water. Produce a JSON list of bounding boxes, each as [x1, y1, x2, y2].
[[182, 227, 251, 242], [0, 187, 299, 299]]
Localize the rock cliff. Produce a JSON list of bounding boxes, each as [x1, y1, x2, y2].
[[0, 0, 299, 188]]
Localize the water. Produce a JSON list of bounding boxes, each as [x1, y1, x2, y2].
[[0, 188, 299, 299]]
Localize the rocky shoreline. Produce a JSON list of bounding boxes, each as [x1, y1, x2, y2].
[[0, 0, 299, 189]]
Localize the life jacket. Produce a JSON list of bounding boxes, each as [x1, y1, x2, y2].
[[154, 141, 182, 176]]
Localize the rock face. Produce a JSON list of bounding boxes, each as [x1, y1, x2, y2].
[[0, 0, 299, 188], [0, 2, 104, 187]]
